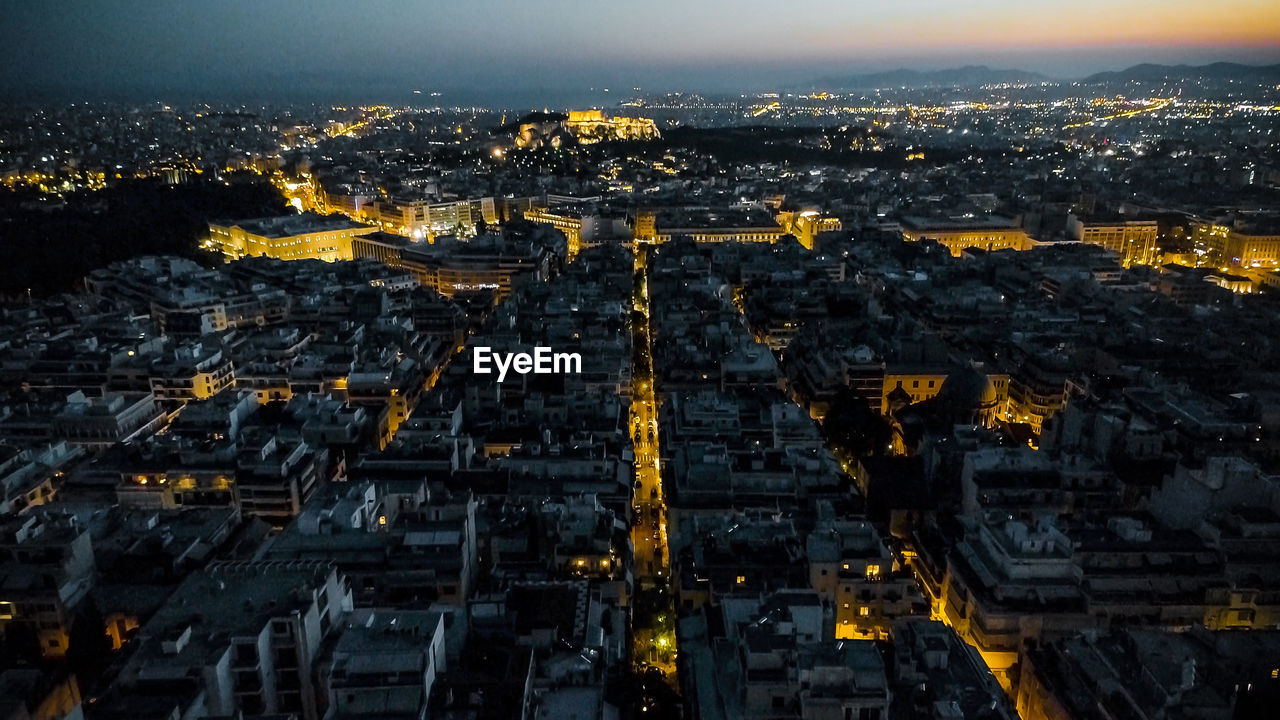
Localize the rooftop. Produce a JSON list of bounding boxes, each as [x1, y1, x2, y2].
[[220, 212, 371, 238]]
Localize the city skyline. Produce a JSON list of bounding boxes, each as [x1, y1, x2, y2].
[[3, 0, 1280, 103], [2, 4, 1280, 720]]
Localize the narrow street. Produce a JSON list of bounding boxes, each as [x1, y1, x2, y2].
[[629, 243, 678, 684]]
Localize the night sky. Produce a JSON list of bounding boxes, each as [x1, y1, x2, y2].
[[3, 0, 1278, 104]]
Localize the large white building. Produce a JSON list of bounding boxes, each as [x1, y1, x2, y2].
[[208, 213, 377, 262]]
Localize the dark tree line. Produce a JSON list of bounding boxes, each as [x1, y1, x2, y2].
[[0, 176, 289, 298]]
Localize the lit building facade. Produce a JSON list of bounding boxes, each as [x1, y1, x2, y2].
[[776, 210, 842, 249], [565, 110, 660, 143], [1067, 216, 1159, 266], [147, 344, 236, 401], [809, 520, 924, 640], [901, 216, 1032, 257], [208, 213, 377, 262], [1190, 220, 1280, 268], [662, 226, 788, 244], [366, 197, 433, 236], [633, 210, 657, 241], [881, 370, 949, 413], [632, 208, 791, 245], [353, 229, 565, 301], [881, 369, 1009, 418], [1005, 351, 1070, 434], [524, 207, 584, 256], [365, 197, 499, 239], [1225, 227, 1280, 267], [116, 433, 324, 528], [1192, 221, 1232, 265]]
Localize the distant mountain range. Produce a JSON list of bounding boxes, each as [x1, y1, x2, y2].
[[1079, 62, 1280, 84], [811, 65, 1048, 90], [809, 62, 1280, 90]]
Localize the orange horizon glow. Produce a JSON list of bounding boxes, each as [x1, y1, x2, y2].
[[4, 0, 1280, 95], [802, 3, 1280, 56]]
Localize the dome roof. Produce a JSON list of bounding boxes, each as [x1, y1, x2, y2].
[[939, 365, 996, 409]]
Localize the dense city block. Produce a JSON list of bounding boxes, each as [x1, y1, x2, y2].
[[2, 12, 1280, 719]]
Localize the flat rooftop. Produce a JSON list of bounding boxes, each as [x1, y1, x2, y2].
[[656, 208, 781, 230], [219, 212, 371, 238], [901, 215, 1021, 231]]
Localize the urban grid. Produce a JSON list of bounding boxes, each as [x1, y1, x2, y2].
[[1, 3, 1280, 720]]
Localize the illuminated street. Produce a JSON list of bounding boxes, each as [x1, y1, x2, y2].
[[3, 5, 1278, 716], [629, 242, 679, 684]]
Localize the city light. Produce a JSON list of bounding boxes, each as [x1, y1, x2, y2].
[[1, 8, 1276, 719]]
